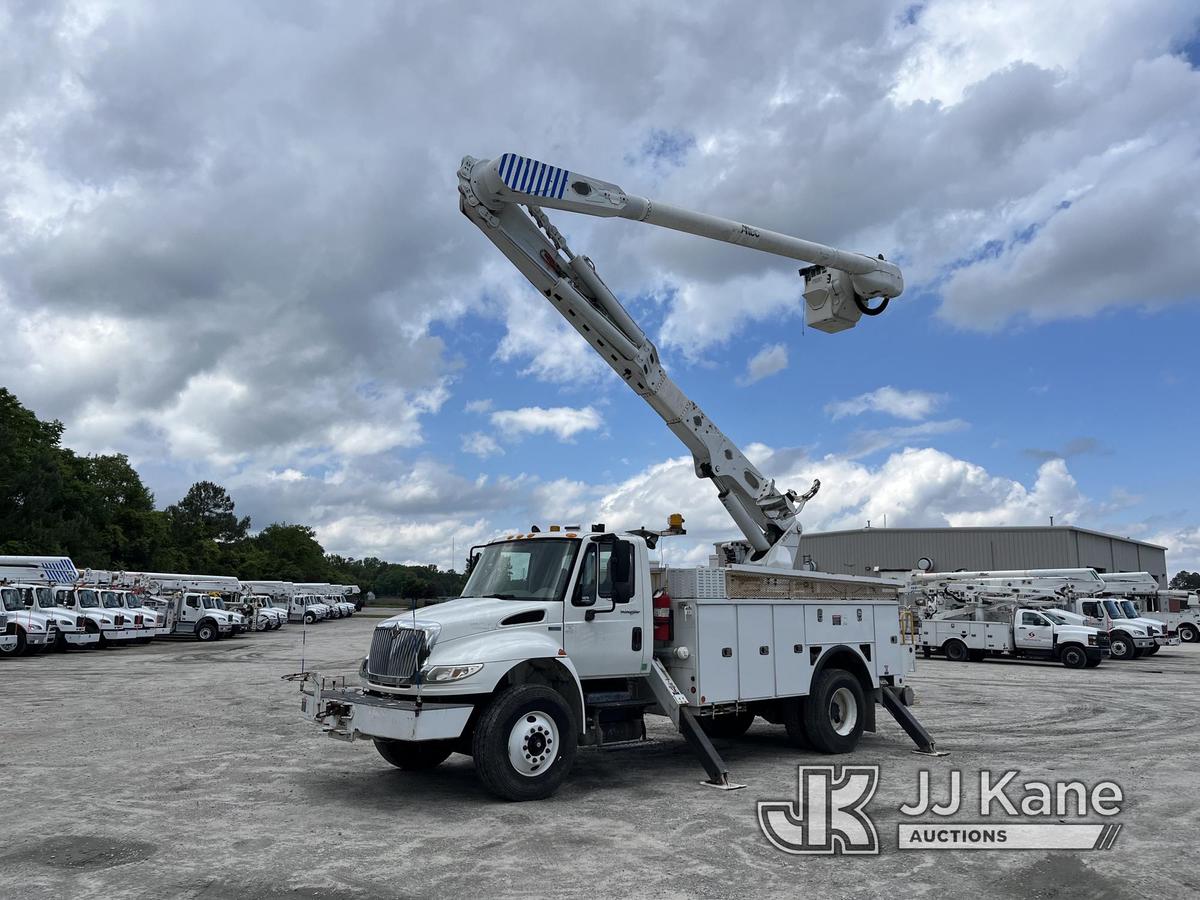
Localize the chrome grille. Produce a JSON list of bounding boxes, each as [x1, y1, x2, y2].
[[367, 626, 426, 686], [1096, 633, 1111, 647]]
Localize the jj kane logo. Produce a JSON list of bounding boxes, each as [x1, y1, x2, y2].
[[758, 766, 1124, 855]]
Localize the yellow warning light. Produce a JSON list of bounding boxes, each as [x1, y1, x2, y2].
[[549, 524, 561, 532], [565, 533, 577, 539], [668, 513, 685, 530]]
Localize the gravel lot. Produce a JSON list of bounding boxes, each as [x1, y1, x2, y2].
[[1, 616, 1197, 899]]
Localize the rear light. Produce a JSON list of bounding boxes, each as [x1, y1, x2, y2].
[[652, 589, 673, 643]]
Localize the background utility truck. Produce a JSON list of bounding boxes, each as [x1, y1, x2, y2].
[[0, 604, 14, 655], [919, 604, 1107, 668], [299, 152, 939, 801], [1099, 572, 1198, 644], [116, 573, 237, 641], [0, 557, 98, 653], [907, 569, 1162, 660]]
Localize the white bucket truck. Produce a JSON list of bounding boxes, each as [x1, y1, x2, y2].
[[1099, 572, 1194, 645], [909, 569, 1162, 661], [118, 573, 237, 641], [297, 583, 355, 618], [299, 152, 938, 801], [240, 581, 295, 627], [0, 557, 100, 653]]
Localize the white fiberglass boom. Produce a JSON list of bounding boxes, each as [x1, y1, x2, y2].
[[459, 153, 904, 568]]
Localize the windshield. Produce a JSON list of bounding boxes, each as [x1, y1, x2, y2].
[[1103, 599, 1127, 619], [101, 591, 123, 609], [77, 589, 99, 608], [212, 598, 227, 609], [1120, 601, 1139, 618], [461, 538, 581, 602], [35, 587, 53, 607], [1, 589, 21, 612], [202, 597, 217, 609], [1041, 612, 1066, 625], [125, 594, 142, 608]]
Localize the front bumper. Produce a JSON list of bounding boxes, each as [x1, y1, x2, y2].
[[64, 632, 101, 647], [299, 675, 473, 743], [105, 627, 139, 642], [1132, 635, 1157, 649], [25, 630, 52, 647], [155, 626, 171, 637], [1155, 634, 1181, 647]]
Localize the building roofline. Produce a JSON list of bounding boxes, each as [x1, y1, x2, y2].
[[801, 525, 1167, 551]]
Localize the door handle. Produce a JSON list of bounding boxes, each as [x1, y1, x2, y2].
[[631, 627, 642, 652]]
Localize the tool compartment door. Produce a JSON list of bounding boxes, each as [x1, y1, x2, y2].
[[695, 603, 738, 705], [736, 604, 774, 700], [773, 603, 811, 696]]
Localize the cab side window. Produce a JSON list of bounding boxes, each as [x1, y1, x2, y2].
[[597, 544, 635, 599], [1081, 602, 1100, 617], [186, 597, 199, 609], [577, 545, 598, 606], [1021, 612, 1044, 626]]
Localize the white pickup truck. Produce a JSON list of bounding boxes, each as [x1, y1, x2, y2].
[[920, 607, 1108, 668], [300, 530, 934, 801]]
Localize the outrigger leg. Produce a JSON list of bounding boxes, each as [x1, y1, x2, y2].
[[881, 685, 949, 757]]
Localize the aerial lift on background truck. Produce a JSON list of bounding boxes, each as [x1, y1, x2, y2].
[[299, 152, 940, 801]]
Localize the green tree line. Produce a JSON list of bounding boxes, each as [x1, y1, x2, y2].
[[0, 388, 465, 601]]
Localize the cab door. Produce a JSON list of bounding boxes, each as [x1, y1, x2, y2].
[[1014, 610, 1054, 652], [563, 538, 647, 679]]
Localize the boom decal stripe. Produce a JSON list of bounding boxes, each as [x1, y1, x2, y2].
[[501, 153, 515, 183], [557, 169, 569, 198], [520, 158, 533, 192], [534, 163, 547, 195]]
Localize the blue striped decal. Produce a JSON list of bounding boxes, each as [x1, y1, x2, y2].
[[496, 154, 572, 199], [41, 559, 78, 584]]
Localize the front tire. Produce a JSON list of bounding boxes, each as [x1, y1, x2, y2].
[[1108, 633, 1134, 660], [196, 620, 218, 642], [304, 613, 316, 625], [472, 684, 577, 801], [1144, 644, 1160, 656], [1060, 645, 1088, 669], [374, 739, 455, 770], [0, 630, 28, 657], [801, 668, 866, 755]]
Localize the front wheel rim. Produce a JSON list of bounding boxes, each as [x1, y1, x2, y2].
[[1111, 640, 1127, 658], [507, 711, 559, 777], [829, 686, 859, 736]]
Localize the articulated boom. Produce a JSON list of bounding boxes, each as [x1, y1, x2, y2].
[[458, 153, 903, 568]]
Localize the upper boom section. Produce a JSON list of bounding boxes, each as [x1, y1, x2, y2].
[[458, 152, 904, 568], [466, 152, 904, 332]]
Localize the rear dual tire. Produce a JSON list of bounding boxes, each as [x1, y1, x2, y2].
[[1179, 623, 1198, 643], [699, 710, 756, 739], [782, 668, 866, 755]]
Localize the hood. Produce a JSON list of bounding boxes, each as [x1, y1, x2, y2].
[[380, 597, 557, 644]]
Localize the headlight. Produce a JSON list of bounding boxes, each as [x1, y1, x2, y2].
[[420, 664, 483, 684], [1087, 635, 1097, 645]]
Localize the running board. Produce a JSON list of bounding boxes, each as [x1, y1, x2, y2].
[[881, 685, 948, 757]]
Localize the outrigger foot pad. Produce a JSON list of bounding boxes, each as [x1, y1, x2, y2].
[[700, 777, 747, 790]]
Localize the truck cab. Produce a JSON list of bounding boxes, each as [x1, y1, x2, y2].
[[170, 593, 235, 641], [53, 587, 137, 646], [13, 583, 99, 651], [207, 596, 247, 634], [1076, 598, 1161, 659], [122, 592, 170, 638], [243, 594, 284, 630], [0, 584, 57, 656], [99, 589, 154, 643], [1134, 591, 1200, 644], [0, 606, 14, 655]]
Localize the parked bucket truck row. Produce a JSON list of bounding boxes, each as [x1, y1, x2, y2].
[[0, 555, 361, 658], [902, 568, 1192, 670]]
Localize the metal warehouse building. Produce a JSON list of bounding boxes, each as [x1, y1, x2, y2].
[[796, 526, 1169, 587]]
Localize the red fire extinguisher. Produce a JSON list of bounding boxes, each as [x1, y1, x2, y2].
[[652, 589, 672, 643]]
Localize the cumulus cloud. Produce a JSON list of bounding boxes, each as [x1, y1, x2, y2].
[[738, 343, 789, 385], [0, 1, 1195, 564], [490, 406, 603, 442], [826, 386, 947, 421], [461, 432, 503, 458]]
